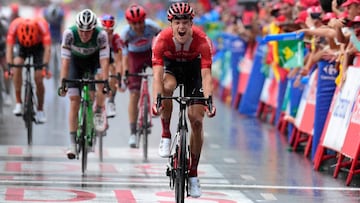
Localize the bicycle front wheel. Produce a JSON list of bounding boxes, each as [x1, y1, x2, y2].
[[24, 82, 33, 145], [80, 103, 88, 174], [175, 128, 187, 203], [142, 94, 149, 161], [98, 131, 104, 162]]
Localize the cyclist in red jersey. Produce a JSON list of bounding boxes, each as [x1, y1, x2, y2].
[[118, 4, 161, 148], [6, 17, 51, 123], [151, 2, 216, 198], [100, 14, 122, 117]]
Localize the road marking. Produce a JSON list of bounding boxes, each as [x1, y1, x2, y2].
[[240, 175, 256, 181], [223, 158, 237, 163], [260, 193, 277, 201], [1, 179, 360, 191]]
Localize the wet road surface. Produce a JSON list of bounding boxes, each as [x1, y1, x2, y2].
[[0, 78, 359, 202]]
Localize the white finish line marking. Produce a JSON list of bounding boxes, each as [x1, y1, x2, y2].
[[1, 179, 360, 191]]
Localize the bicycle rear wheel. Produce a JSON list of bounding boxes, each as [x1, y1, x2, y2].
[[142, 94, 149, 161], [24, 82, 33, 145], [175, 128, 187, 203]]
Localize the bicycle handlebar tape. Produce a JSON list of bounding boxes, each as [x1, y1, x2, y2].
[[102, 81, 111, 95], [117, 73, 122, 88], [156, 93, 162, 111]]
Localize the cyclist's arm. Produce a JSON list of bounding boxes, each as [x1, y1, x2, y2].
[[114, 49, 122, 75], [60, 29, 72, 81], [152, 64, 164, 102], [42, 44, 51, 67], [60, 57, 70, 81], [121, 54, 129, 76], [201, 68, 213, 98], [99, 30, 110, 80], [5, 43, 13, 65], [199, 34, 214, 98]]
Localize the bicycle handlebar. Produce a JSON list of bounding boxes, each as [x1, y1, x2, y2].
[[125, 70, 153, 78], [8, 63, 48, 69], [59, 78, 110, 95], [156, 93, 213, 112]]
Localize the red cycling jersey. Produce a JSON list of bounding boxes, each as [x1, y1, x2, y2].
[[7, 17, 51, 46], [152, 26, 212, 69]]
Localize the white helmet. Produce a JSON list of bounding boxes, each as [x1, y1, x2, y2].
[[76, 9, 97, 31]]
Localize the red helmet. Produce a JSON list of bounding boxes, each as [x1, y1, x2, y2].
[[125, 4, 146, 23], [101, 14, 115, 30], [167, 2, 194, 21], [16, 19, 39, 47]]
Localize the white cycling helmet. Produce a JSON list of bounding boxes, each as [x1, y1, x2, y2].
[[76, 9, 97, 31]]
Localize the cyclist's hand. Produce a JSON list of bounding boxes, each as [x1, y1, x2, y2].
[[42, 68, 52, 79], [102, 80, 111, 95], [205, 96, 216, 118], [205, 105, 216, 118], [118, 78, 127, 92], [4, 64, 13, 79], [152, 102, 163, 117], [57, 86, 67, 97]]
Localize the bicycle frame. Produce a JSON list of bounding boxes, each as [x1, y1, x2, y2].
[[125, 66, 153, 161], [157, 84, 211, 203], [61, 77, 108, 174], [9, 61, 46, 145]]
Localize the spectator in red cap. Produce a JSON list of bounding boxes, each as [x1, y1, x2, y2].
[[327, 0, 360, 44], [295, 10, 308, 28]]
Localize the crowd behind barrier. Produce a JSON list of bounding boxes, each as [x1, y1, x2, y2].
[[3, 0, 360, 186], [197, 0, 360, 187]]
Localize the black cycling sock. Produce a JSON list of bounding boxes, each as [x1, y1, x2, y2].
[[130, 123, 137, 135]]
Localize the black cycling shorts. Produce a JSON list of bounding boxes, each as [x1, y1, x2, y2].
[[164, 57, 205, 105], [67, 53, 100, 91], [13, 43, 44, 70]]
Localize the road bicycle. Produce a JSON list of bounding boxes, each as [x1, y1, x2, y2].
[[8, 61, 47, 145], [59, 76, 109, 174], [123, 65, 153, 161], [156, 85, 212, 203]]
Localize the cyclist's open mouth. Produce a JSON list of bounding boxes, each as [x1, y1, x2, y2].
[[178, 31, 186, 37]]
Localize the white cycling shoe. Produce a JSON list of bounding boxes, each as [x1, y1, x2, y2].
[[128, 134, 137, 148], [189, 177, 202, 198], [36, 111, 47, 123], [66, 144, 76, 160], [12, 103, 22, 116], [158, 138, 171, 158], [107, 101, 116, 118]]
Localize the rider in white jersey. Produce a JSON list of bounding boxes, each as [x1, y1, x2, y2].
[[58, 9, 110, 160]]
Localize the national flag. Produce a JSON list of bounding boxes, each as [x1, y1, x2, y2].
[[278, 39, 305, 69]]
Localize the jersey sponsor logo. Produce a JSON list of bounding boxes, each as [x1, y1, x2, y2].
[[71, 46, 98, 55], [134, 38, 150, 47]]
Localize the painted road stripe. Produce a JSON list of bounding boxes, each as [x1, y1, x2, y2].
[[223, 158, 237, 163], [260, 193, 277, 201], [1, 179, 360, 191]]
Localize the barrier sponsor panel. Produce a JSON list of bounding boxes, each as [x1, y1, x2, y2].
[[238, 39, 266, 115], [294, 69, 317, 135], [322, 67, 360, 151]]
